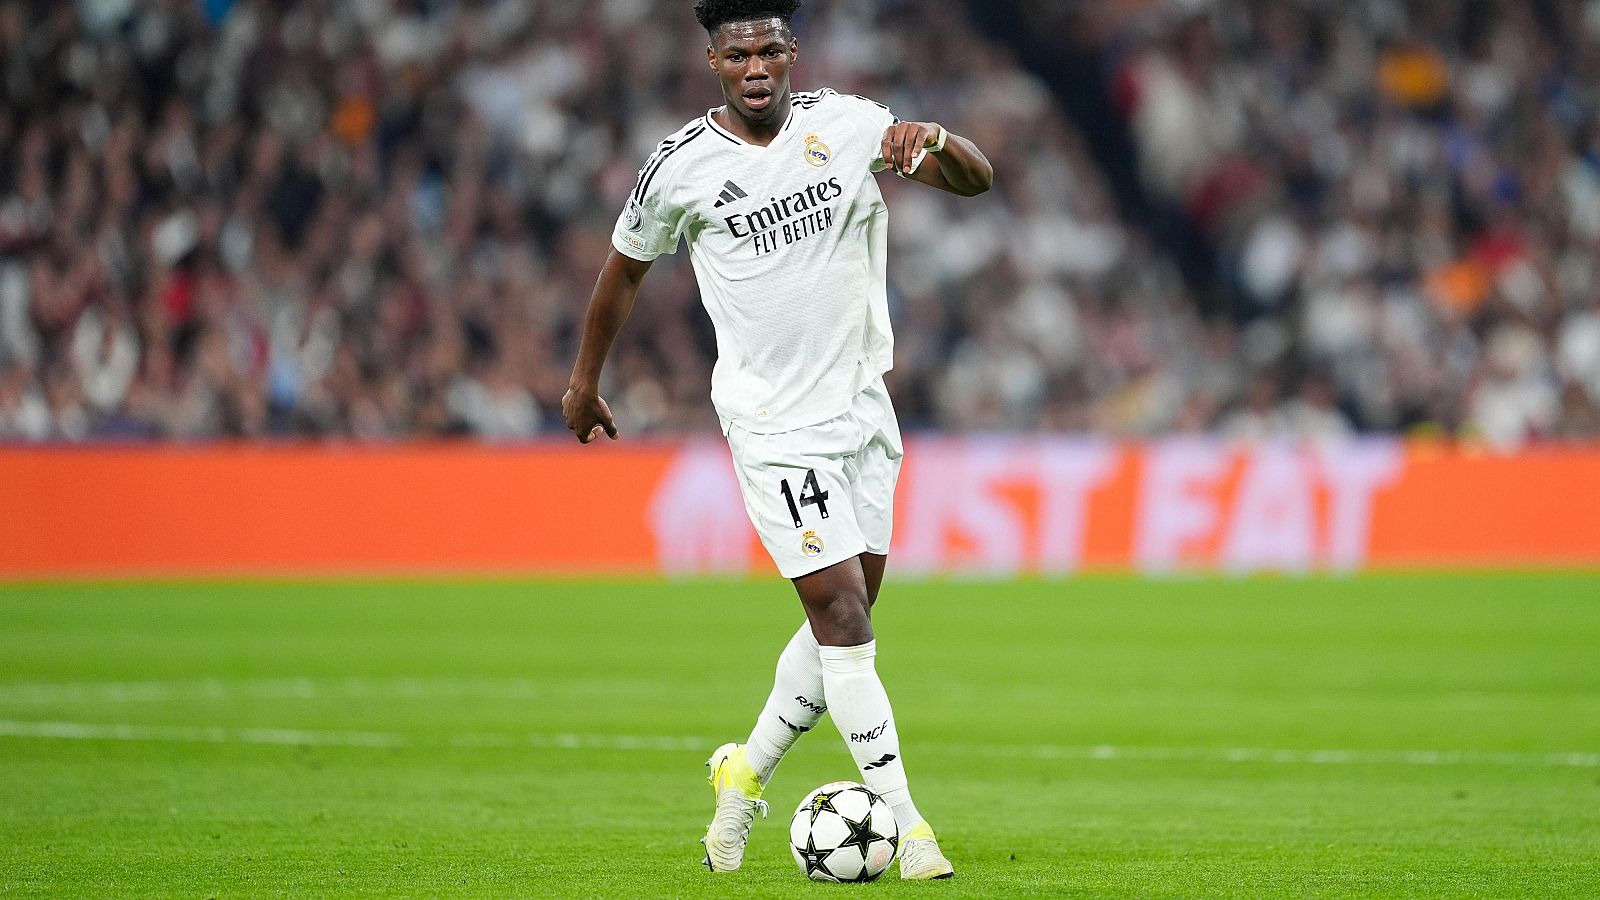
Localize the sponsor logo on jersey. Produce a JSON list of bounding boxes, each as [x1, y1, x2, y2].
[[801, 530, 824, 557], [850, 719, 889, 743], [725, 177, 845, 256], [724, 177, 842, 238], [803, 133, 831, 167]]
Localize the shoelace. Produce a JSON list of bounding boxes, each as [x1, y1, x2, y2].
[[711, 794, 769, 835], [701, 796, 769, 871], [898, 838, 948, 872]]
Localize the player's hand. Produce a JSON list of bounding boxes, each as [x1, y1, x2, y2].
[[562, 386, 618, 444], [880, 121, 939, 175]]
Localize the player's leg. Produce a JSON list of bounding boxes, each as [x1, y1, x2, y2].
[[740, 555, 883, 788], [800, 557, 949, 879], [837, 380, 952, 879], [742, 621, 827, 784], [703, 420, 861, 873], [814, 382, 916, 823], [736, 417, 865, 781], [861, 551, 887, 608], [795, 558, 952, 879]]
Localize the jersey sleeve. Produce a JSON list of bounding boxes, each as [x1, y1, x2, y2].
[[850, 93, 928, 176], [613, 156, 687, 261]]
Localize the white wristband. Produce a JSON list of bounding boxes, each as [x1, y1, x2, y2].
[[928, 125, 948, 153]]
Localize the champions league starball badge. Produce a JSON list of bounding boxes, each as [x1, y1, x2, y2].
[[624, 199, 644, 232]]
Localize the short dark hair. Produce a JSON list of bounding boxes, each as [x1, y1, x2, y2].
[[693, 0, 802, 37]]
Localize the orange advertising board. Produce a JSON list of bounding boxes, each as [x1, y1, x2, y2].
[[1, 440, 1597, 578]]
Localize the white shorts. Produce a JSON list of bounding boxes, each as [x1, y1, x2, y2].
[[724, 378, 904, 578]]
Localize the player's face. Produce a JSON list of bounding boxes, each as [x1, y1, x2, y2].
[[707, 18, 798, 125]]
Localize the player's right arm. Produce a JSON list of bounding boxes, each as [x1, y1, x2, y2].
[[563, 250, 653, 444], [564, 124, 697, 443]]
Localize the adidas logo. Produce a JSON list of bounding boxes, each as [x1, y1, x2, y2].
[[863, 753, 897, 771], [712, 180, 748, 208], [778, 716, 812, 734]]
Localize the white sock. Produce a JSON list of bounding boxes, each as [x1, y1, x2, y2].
[[744, 622, 827, 784], [818, 640, 924, 832]]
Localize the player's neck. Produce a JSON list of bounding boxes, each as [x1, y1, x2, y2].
[[716, 95, 792, 147]]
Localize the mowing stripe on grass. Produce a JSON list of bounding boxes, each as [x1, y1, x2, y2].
[[4, 677, 1589, 715], [950, 742, 1600, 768], [0, 677, 550, 704], [2, 719, 1594, 769], [0, 719, 404, 747]]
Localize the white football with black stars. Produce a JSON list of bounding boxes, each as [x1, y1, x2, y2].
[[789, 781, 899, 882]]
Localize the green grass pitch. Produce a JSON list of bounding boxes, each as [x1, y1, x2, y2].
[[2, 574, 1598, 897]]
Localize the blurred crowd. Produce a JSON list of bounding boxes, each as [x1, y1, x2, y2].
[[1, 0, 1597, 447]]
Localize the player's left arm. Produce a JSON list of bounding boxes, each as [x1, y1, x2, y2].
[[880, 121, 993, 197]]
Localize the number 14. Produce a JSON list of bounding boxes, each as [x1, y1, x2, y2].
[[778, 469, 830, 528]]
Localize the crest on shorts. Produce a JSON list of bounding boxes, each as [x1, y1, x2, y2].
[[801, 530, 824, 557], [803, 133, 830, 167]]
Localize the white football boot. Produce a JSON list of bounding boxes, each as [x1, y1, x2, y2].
[[701, 742, 768, 872], [897, 821, 955, 880]]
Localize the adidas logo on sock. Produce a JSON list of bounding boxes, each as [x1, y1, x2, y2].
[[712, 180, 748, 208], [863, 753, 897, 770]]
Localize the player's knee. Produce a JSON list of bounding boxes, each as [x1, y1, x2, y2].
[[812, 588, 872, 644]]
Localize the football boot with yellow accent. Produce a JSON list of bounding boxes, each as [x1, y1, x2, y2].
[[897, 821, 954, 880], [701, 742, 768, 872]]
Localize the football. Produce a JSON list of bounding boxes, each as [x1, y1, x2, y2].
[[789, 781, 900, 882]]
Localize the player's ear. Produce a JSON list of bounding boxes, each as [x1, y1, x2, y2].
[[706, 44, 717, 72], [788, 39, 799, 63]]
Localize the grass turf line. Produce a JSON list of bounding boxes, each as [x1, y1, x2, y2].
[[0, 574, 1597, 897]]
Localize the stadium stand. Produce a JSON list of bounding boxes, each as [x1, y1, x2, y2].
[[0, 0, 1596, 447]]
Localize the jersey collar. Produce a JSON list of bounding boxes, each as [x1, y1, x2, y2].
[[704, 97, 801, 148]]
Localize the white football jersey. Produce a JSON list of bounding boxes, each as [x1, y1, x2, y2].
[[613, 89, 909, 434]]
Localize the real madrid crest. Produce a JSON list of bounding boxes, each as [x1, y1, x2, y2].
[[803, 133, 830, 167], [801, 530, 824, 557]]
